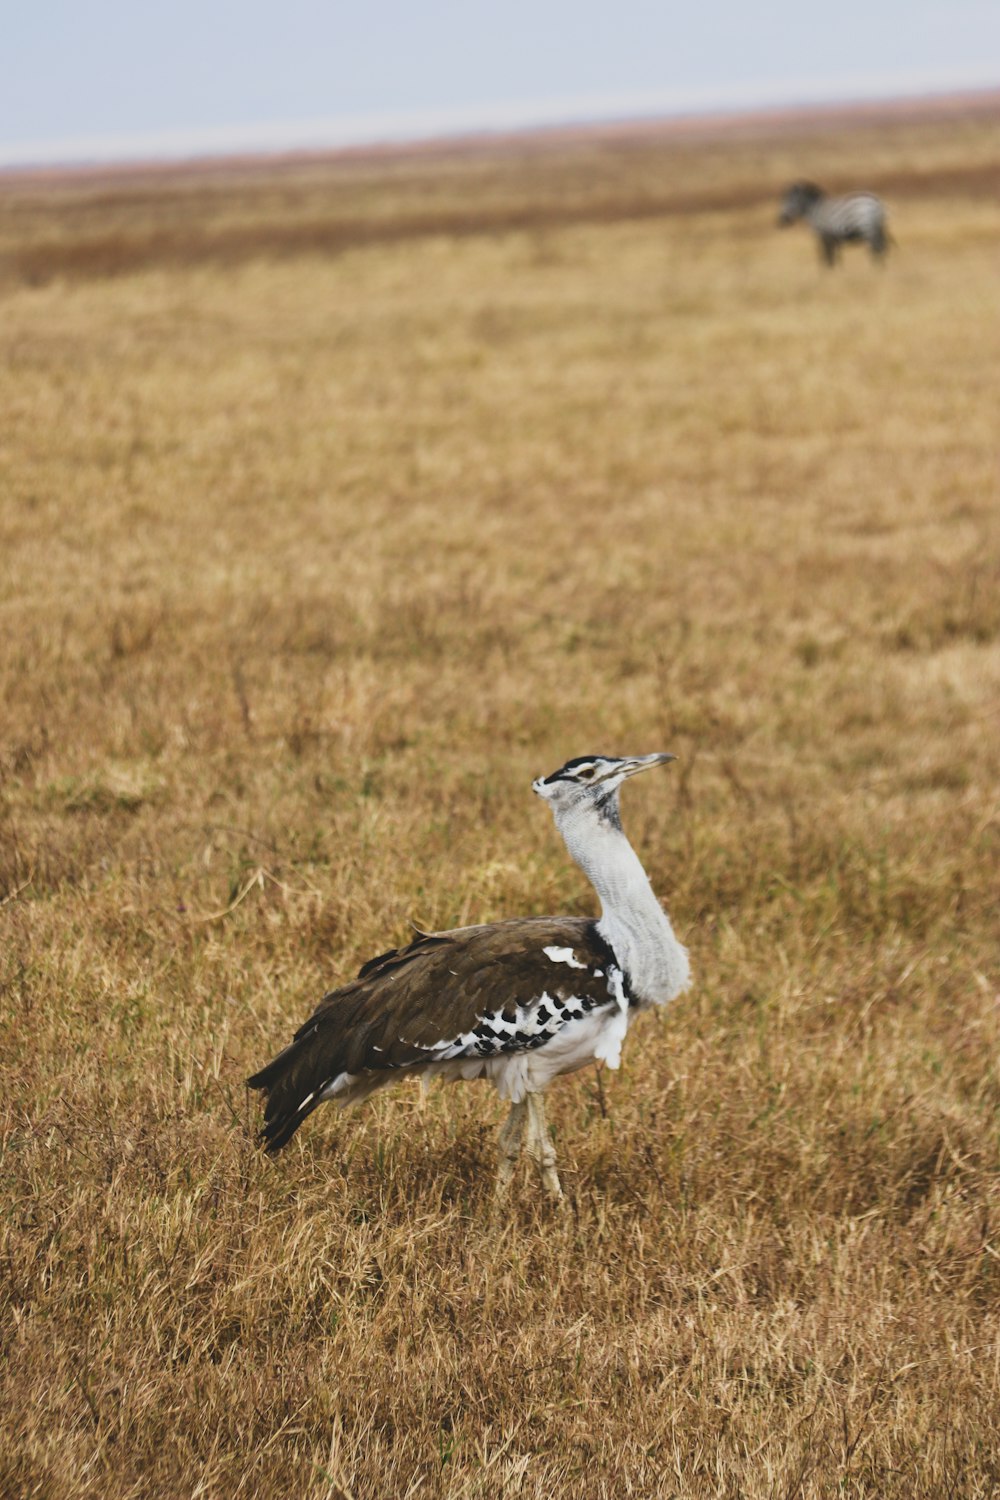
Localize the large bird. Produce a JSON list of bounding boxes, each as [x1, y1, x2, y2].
[[248, 753, 690, 1196]]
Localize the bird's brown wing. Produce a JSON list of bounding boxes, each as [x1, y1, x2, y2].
[[248, 915, 623, 1151]]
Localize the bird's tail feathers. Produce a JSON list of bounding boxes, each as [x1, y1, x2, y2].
[[247, 1038, 329, 1154]]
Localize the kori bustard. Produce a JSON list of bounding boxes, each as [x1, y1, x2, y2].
[[248, 753, 690, 1197]]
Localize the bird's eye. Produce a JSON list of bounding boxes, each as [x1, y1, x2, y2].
[[578, 766, 595, 780]]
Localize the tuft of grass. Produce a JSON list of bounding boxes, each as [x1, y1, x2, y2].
[[2, 105, 1000, 1498]]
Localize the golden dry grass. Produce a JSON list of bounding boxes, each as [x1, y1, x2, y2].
[[2, 105, 1000, 1498]]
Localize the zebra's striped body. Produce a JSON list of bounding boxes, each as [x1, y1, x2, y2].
[[778, 182, 890, 266]]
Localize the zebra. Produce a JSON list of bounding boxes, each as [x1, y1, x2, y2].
[[777, 182, 890, 266]]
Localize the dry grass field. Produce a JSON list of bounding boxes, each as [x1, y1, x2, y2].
[[2, 101, 1000, 1498]]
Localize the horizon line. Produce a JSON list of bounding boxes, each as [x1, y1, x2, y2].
[[1, 71, 998, 172]]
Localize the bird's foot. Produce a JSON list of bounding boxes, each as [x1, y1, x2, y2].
[[525, 1092, 563, 1200], [494, 1098, 527, 1197]]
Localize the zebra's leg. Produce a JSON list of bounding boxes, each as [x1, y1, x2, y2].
[[494, 1098, 527, 1195], [870, 226, 888, 260], [820, 234, 838, 267], [524, 1092, 563, 1199]]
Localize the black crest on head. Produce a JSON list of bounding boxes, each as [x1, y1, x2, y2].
[[542, 755, 612, 786]]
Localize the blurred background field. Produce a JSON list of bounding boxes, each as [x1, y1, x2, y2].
[[2, 102, 999, 1498]]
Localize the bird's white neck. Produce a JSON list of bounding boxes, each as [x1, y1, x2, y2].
[[553, 800, 689, 1006]]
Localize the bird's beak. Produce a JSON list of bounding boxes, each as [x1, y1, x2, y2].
[[618, 752, 676, 781]]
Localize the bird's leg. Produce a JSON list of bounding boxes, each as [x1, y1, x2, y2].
[[525, 1092, 563, 1199], [494, 1098, 528, 1195]]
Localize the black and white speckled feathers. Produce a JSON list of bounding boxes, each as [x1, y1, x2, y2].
[[248, 916, 633, 1152]]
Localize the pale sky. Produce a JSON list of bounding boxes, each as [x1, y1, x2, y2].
[[3, 1, 998, 167]]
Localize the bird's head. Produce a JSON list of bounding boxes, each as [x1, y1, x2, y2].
[[532, 753, 675, 829]]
